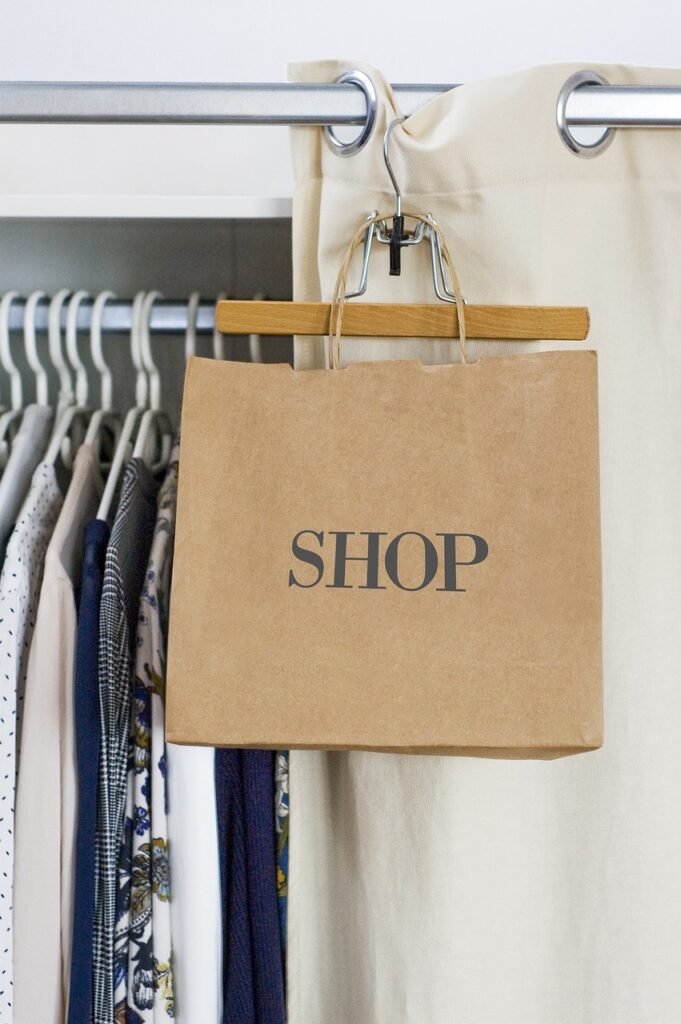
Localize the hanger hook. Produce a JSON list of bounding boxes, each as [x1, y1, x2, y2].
[[48, 289, 74, 410], [91, 290, 116, 410], [140, 290, 163, 410], [383, 116, 406, 219], [0, 291, 23, 411], [185, 291, 200, 362], [213, 291, 227, 360], [129, 291, 148, 408], [24, 290, 49, 406], [65, 290, 91, 406]]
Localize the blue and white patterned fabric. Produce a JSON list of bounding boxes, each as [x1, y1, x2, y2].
[[93, 459, 159, 1024]]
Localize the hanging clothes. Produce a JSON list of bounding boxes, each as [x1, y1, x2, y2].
[[126, 445, 179, 1022], [239, 752, 285, 1024], [13, 444, 103, 1024], [0, 405, 53, 566], [67, 517, 110, 1024], [166, 744, 222, 1024], [0, 293, 283, 1024], [0, 459, 63, 1023], [215, 749, 285, 1024], [93, 458, 159, 1024], [215, 751, 254, 1022], [274, 751, 289, 953]]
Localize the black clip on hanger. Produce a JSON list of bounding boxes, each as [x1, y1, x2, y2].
[[381, 116, 422, 276], [389, 214, 408, 275]]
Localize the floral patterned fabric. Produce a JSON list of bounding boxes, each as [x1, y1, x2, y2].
[[274, 751, 289, 952], [94, 459, 159, 1024], [123, 446, 179, 1023]]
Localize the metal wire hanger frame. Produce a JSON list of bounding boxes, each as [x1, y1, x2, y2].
[[215, 109, 590, 344], [344, 116, 461, 302]]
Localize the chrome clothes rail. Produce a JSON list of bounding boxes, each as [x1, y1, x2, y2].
[[0, 81, 451, 125], [6, 298, 223, 334]]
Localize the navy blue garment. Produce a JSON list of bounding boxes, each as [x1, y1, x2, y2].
[[68, 519, 110, 1024], [216, 750, 255, 1023], [215, 749, 285, 1024]]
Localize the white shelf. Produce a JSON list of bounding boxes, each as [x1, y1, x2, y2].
[[0, 123, 295, 219], [0, 194, 292, 219]]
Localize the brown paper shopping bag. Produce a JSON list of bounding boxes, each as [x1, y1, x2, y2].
[[166, 347, 602, 757], [167, 212, 602, 757]]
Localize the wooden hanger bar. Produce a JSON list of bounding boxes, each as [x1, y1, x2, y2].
[[216, 300, 590, 340]]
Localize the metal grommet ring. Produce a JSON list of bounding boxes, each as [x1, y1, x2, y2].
[[556, 70, 613, 158], [324, 70, 378, 157]]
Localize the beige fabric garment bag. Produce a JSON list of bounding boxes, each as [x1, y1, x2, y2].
[[287, 60, 681, 1024]]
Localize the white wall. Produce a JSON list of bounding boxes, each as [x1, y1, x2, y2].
[[0, 2, 674, 403], [0, 0, 676, 205], [0, 0, 676, 83]]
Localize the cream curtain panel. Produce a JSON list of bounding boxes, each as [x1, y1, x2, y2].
[[288, 60, 681, 1023]]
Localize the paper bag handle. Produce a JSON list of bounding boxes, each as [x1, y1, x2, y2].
[[328, 211, 468, 370]]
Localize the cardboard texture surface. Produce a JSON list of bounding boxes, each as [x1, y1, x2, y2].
[[166, 350, 602, 757]]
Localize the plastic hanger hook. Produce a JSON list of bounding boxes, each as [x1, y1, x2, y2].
[[24, 291, 49, 406], [139, 290, 163, 409], [90, 290, 116, 410], [0, 291, 23, 412], [185, 291, 200, 361]]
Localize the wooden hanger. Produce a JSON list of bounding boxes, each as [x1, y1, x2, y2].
[[216, 119, 590, 346], [215, 299, 589, 341]]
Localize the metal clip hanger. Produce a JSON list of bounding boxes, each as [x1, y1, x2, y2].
[[215, 199, 589, 342], [380, 117, 411, 276], [215, 103, 590, 345], [345, 117, 460, 298]]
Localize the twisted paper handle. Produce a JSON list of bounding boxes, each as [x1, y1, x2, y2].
[[328, 212, 468, 370]]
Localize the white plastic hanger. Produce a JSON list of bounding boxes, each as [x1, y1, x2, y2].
[[48, 288, 75, 419], [24, 290, 50, 407], [0, 308, 7, 418], [97, 291, 148, 523], [45, 291, 93, 467], [0, 291, 24, 468], [65, 291, 90, 406], [84, 290, 122, 464], [213, 291, 227, 359], [132, 291, 173, 470], [185, 291, 200, 361]]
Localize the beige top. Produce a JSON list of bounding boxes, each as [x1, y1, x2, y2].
[[13, 445, 103, 1024]]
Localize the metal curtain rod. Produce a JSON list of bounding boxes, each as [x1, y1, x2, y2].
[[0, 71, 678, 161], [0, 77, 679, 129], [0, 81, 452, 125], [6, 298, 224, 334]]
